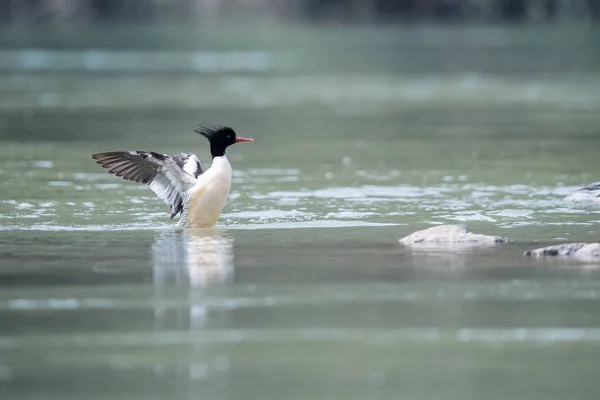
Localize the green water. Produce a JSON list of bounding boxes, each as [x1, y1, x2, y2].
[[1, 25, 600, 400]]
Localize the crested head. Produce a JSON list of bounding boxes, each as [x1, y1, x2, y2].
[[194, 124, 253, 158]]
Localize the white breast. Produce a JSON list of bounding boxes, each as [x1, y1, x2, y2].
[[186, 156, 232, 228]]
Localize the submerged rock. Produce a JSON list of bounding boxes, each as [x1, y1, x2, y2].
[[525, 243, 600, 259], [398, 224, 508, 247], [564, 183, 600, 203]]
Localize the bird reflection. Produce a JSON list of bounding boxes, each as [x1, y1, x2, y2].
[[151, 228, 235, 331], [152, 228, 235, 287]]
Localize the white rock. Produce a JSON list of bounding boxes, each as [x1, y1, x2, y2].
[[525, 243, 600, 259], [398, 224, 508, 247], [564, 183, 600, 204]]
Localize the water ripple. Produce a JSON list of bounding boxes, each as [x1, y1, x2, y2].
[[1, 168, 597, 233], [3, 328, 600, 350]]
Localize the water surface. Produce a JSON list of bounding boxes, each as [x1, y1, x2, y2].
[[1, 24, 600, 400]]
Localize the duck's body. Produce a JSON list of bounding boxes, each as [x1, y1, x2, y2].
[[180, 155, 233, 228], [92, 125, 253, 228]]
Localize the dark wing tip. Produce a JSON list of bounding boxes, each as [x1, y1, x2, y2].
[[92, 152, 109, 160], [92, 151, 123, 163], [90, 151, 159, 184]]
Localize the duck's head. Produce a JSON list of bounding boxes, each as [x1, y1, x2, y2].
[[194, 124, 253, 158]]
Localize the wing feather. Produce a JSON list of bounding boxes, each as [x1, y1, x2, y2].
[[92, 151, 198, 219], [172, 153, 203, 178]]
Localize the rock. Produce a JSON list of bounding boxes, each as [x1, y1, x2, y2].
[[564, 183, 600, 203], [524, 243, 600, 259], [398, 224, 508, 247]]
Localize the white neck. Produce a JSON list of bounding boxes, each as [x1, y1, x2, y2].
[[194, 155, 233, 193], [208, 155, 232, 177], [186, 155, 233, 228]]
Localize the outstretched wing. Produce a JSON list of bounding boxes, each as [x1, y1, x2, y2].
[[92, 151, 198, 219]]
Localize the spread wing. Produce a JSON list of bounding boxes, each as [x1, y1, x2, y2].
[[92, 151, 200, 219]]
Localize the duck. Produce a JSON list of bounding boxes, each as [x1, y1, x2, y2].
[[91, 124, 253, 227]]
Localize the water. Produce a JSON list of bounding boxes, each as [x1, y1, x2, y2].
[[1, 24, 600, 400]]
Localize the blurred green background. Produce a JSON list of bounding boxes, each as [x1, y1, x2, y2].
[[1, 1, 600, 400]]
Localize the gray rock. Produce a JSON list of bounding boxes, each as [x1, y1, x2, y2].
[[564, 183, 600, 203], [525, 243, 600, 259], [399, 224, 508, 247]]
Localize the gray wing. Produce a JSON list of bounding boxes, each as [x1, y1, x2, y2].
[[171, 152, 203, 178], [92, 151, 198, 219], [168, 153, 203, 217]]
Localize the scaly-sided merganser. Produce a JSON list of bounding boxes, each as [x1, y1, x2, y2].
[[91, 124, 253, 227]]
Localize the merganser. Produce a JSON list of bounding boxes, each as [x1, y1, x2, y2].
[[564, 182, 600, 203], [91, 124, 253, 228]]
